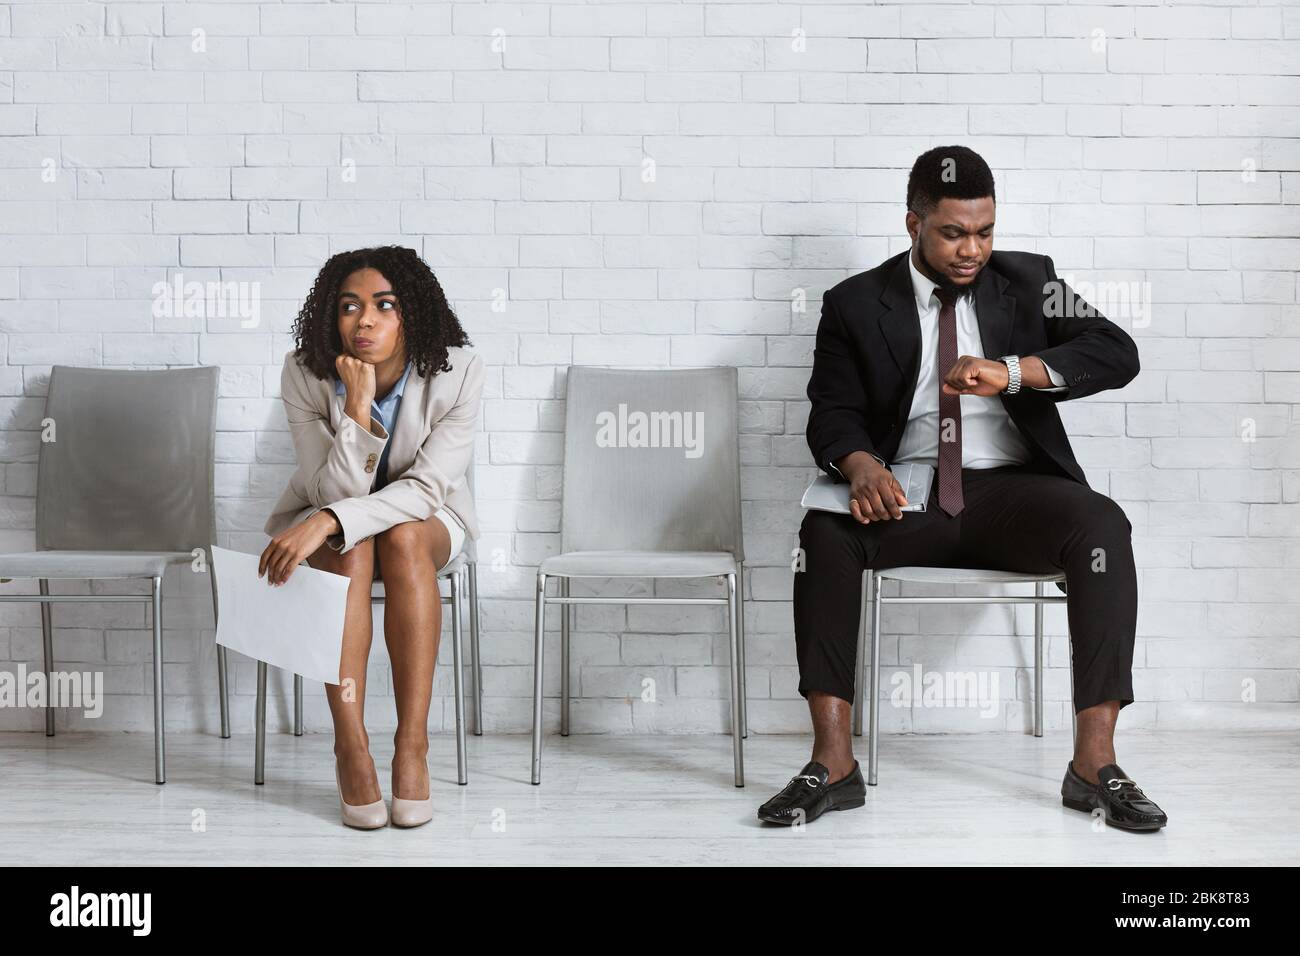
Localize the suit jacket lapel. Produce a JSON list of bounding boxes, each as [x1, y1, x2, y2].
[[974, 265, 1015, 366], [877, 251, 922, 429]]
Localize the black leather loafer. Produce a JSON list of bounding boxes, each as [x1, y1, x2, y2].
[[1061, 761, 1167, 831], [757, 760, 865, 826]]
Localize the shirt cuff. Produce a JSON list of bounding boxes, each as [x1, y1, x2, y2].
[[828, 452, 887, 480], [1029, 359, 1069, 392]]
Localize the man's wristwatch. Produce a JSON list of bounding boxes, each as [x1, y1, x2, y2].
[[997, 354, 1022, 395]]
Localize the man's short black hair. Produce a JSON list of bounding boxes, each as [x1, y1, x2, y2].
[[906, 145, 996, 219]]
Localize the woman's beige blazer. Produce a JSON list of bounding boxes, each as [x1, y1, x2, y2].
[[264, 345, 483, 555]]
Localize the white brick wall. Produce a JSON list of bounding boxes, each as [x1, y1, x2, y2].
[[0, 0, 1297, 738]]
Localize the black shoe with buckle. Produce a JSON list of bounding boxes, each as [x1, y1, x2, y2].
[[757, 760, 866, 826], [1061, 761, 1168, 831]]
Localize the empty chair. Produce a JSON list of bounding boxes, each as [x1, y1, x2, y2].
[[531, 366, 747, 787], [0, 365, 229, 784]]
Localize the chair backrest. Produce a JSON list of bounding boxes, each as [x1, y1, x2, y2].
[[560, 366, 743, 560], [36, 365, 219, 553]]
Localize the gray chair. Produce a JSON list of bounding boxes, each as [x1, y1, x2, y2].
[[253, 463, 483, 787], [852, 566, 1071, 786], [0, 365, 229, 785], [531, 366, 747, 788]]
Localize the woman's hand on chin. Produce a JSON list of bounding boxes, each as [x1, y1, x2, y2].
[[336, 353, 377, 426]]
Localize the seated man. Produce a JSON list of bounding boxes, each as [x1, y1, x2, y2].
[[759, 145, 1167, 832]]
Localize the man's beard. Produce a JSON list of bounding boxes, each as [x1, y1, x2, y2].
[[917, 244, 980, 302]]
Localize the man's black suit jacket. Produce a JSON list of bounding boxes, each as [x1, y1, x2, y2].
[[806, 249, 1141, 490]]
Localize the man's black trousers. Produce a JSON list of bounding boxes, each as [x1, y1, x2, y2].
[[793, 460, 1137, 714]]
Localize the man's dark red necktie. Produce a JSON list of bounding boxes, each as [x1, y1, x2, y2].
[[936, 286, 964, 517]]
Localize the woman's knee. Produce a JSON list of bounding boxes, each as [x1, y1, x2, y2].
[[376, 520, 437, 564]]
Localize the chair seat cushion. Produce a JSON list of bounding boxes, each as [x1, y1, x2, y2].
[[0, 550, 196, 579], [874, 566, 1066, 585], [540, 550, 738, 578]]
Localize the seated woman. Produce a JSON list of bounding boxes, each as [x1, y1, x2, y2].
[[259, 245, 483, 830]]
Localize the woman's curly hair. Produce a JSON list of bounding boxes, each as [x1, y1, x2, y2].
[[290, 245, 472, 380]]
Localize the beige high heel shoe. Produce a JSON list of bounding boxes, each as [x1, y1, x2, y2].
[[335, 760, 388, 830], [390, 758, 433, 828]]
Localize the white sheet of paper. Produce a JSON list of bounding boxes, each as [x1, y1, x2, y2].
[[211, 546, 348, 686]]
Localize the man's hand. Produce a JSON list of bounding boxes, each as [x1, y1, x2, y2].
[[336, 354, 377, 431], [835, 451, 908, 523], [258, 510, 340, 586], [941, 356, 1009, 397], [941, 354, 1053, 396]]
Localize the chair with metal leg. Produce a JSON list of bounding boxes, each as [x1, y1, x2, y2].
[[466, 535, 483, 737], [530, 366, 747, 788], [0, 365, 231, 784], [852, 567, 1071, 785], [460, 459, 485, 735], [253, 461, 482, 785]]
